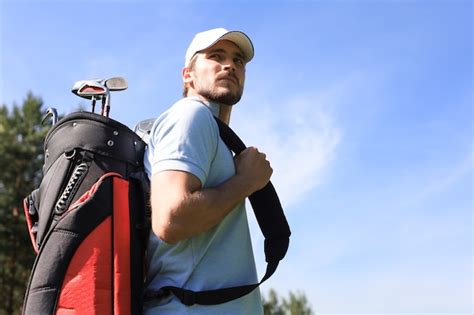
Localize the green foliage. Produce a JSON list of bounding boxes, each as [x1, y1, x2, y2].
[[0, 93, 49, 314], [263, 289, 314, 315]]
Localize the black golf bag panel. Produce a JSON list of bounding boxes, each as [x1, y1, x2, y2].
[[22, 112, 149, 315]]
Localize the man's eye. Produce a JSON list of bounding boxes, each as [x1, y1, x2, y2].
[[234, 58, 244, 66], [209, 54, 222, 60]]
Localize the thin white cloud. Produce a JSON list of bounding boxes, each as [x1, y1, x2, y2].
[[413, 152, 473, 203], [232, 93, 341, 209], [233, 89, 342, 301]]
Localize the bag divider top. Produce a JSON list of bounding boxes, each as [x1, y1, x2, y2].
[[44, 112, 146, 174]]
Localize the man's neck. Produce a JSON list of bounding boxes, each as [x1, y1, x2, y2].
[[218, 104, 232, 125], [186, 93, 232, 125]]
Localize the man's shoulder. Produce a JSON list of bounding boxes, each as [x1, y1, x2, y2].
[[160, 97, 216, 129], [169, 97, 214, 119], [145, 98, 218, 144]]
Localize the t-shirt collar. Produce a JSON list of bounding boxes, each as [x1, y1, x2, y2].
[[187, 96, 220, 117]]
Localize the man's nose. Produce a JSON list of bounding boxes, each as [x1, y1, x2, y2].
[[222, 60, 236, 72]]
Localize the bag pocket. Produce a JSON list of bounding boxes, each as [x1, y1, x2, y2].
[[23, 189, 40, 253]]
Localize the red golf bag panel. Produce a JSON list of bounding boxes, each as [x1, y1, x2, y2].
[[112, 177, 132, 315], [57, 216, 112, 315], [22, 112, 149, 315], [54, 175, 132, 315]]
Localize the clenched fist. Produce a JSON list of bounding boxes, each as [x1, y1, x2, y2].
[[234, 147, 273, 195]]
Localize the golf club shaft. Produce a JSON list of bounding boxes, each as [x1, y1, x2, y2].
[[102, 90, 111, 117]]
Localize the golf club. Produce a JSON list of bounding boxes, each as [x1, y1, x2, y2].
[[71, 76, 128, 117], [42, 107, 58, 126]]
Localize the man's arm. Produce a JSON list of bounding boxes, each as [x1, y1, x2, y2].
[[151, 147, 272, 244]]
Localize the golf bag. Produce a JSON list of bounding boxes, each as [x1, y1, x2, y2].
[[22, 109, 291, 314], [22, 112, 149, 315]]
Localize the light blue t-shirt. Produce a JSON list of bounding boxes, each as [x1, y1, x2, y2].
[[143, 97, 263, 314]]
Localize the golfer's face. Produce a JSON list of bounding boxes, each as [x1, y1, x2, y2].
[[189, 40, 246, 105]]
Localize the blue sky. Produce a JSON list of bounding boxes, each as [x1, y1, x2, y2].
[[1, 0, 472, 313]]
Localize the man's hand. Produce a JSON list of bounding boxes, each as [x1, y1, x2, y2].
[[234, 147, 273, 195]]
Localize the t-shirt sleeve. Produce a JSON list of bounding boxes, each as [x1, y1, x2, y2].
[[148, 100, 219, 186]]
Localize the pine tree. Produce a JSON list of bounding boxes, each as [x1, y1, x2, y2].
[[263, 289, 286, 315], [263, 289, 314, 315], [0, 93, 48, 314], [282, 291, 313, 315]]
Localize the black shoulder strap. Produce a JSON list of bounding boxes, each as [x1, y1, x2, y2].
[[156, 117, 291, 306]]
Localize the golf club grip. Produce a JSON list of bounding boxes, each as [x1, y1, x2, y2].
[[214, 117, 291, 262]]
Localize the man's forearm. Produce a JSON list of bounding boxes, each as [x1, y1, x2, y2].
[[152, 173, 252, 244], [152, 145, 272, 244]]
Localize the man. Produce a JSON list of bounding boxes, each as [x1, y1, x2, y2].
[[143, 28, 272, 314]]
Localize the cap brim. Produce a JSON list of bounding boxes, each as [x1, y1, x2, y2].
[[215, 31, 254, 63]]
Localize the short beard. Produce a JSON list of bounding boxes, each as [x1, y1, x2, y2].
[[201, 90, 242, 106], [197, 86, 243, 105]]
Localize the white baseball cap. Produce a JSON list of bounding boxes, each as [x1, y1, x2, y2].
[[184, 28, 254, 67]]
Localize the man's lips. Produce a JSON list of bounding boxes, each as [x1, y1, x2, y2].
[[217, 74, 238, 85]]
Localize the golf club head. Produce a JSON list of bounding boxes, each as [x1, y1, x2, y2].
[[104, 76, 127, 91], [71, 79, 107, 100], [71, 76, 127, 117], [42, 107, 59, 126]]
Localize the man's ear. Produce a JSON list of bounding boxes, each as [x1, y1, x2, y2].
[[182, 67, 192, 84]]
